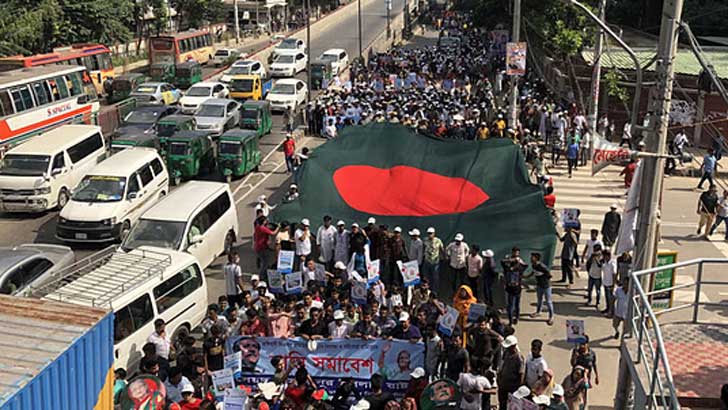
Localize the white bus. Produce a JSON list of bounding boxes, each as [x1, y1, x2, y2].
[[0, 65, 99, 146]]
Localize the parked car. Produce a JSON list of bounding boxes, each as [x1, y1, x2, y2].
[[265, 79, 308, 112], [270, 52, 308, 77], [0, 244, 74, 296], [194, 98, 242, 136], [115, 105, 178, 141], [213, 48, 242, 66], [220, 60, 268, 83], [318, 48, 349, 75], [130, 82, 182, 105], [179, 82, 230, 114], [270, 38, 306, 62]]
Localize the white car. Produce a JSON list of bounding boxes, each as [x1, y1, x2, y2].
[[271, 38, 306, 61], [212, 48, 243, 66], [270, 52, 308, 77], [220, 60, 267, 83], [265, 79, 308, 112], [318, 48, 349, 75], [178, 82, 230, 114]]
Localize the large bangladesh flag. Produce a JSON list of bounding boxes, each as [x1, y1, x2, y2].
[[273, 123, 557, 266]]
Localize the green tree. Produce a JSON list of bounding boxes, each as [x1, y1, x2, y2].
[[57, 0, 134, 45], [0, 0, 64, 55], [172, 0, 224, 30]]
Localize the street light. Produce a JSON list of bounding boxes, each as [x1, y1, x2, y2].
[[306, 0, 311, 103]]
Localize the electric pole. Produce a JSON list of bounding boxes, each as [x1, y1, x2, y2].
[[614, 0, 685, 407], [386, 0, 392, 39], [507, 0, 521, 128], [306, 0, 312, 103], [586, 0, 606, 142], [234, 0, 241, 44], [358, 0, 363, 61]]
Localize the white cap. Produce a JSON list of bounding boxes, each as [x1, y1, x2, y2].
[[426, 227, 435, 234], [399, 312, 410, 322], [334, 261, 347, 270], [258, 281, 267, 288], [552, 384, 564, 396], [409, 228, 420, 236], [337, 220, 345, 226], [301, 218, 310, 226], [393, 226, 402, 233], [610, 203, 618, 209], [513, 385, 531, 399], [502, 335, 518, 348], [351, 400, 370, 410], [367, 217, 376, 224], [290, 183, 298, 189], [454, 233, 464, 241], [333, 310, 345, 320], [181, 383, 195, 393], [307, 339, 318, 352], [251, 274, 260, 282], [482, 249, 494, 257], [410, 367, 425, 379], [351, 222, 359, 228], [533, 395, 551, 405], [257, 382, 282, 400]]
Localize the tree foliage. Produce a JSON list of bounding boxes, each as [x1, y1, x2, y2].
[[171, 0, 225, 30]]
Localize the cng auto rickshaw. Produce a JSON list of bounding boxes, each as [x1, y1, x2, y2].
[[164, 130, 215, 185], [110, 133, 161, 154], [149, 63, 176, 83], [174, 61, 202, 89], [240, 100, 272, 136], [107, 73, 148, 103], [217, 129, 262, 182], [156, 115, 197, 139], [311, 59, 333, 90]]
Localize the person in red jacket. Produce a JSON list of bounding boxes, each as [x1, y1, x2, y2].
[[620, 159, 637, 188], [254, 215, 280, 278], [283, 133, 296, 173], [178, 384, 201, 410]]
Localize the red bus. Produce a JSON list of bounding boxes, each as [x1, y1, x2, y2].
[[0, 44, 113, 95], [149, 30, 215, 66]]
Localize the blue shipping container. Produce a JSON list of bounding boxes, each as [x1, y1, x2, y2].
[[0, 295, 114, 410]]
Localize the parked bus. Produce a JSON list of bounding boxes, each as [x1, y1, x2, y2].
[[149, 30, 215, 66], [0, 65, 100, 145], [0, 44, 114, 95]]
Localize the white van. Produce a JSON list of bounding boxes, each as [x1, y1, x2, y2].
[[121, 181, 238, 268], [0, 125, 106, 212], [56, 148, 169, 243], [40, 246, 208, 371]]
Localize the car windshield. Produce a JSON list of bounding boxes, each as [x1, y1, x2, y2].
[[229, 66, 251, 75], [231, 79, 254, 92], [121, 219, 186, 252], [215, 50, 230, 56], [270, 84, 295, 94], [275, 55, 295, 64], [278, 39, 298, 49], [72, 175, 126, 202], [197, 104, 225, 117], [0, 154, 50, 176], [169, 142, 189, 156], [125, 110, 161, 124], [186, 86, 212, 97], [133, 86, 157, 94], [220, 141, 242, 155], [156, 122, 181, 138], [241, 109, 258, 119], [320, 54, 338, 62]]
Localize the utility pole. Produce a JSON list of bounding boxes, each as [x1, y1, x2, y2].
[[234, 0, 241, 44], [614, 0, 684, 407], [358, 0, 363, 61], [386, 0, 392, 39], [586, 0, 607, 144], [507, 0, 521, 128], [306, 0, 312, 103]]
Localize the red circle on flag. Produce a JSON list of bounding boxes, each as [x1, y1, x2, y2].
[[333, 165, 489, 216]]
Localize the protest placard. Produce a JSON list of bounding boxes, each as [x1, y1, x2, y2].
[[467, 303, 488, 324], [437, 306, 459, 336], [267, 270, 284, 294], [351, 280, 368, 305], [212, 368, 235, 397], [285, 271, 304, 294], [566, 319, 586, 344], [367, 259, 380, 284], [277, 250, 295, 273], [397, 260, 421, 287]]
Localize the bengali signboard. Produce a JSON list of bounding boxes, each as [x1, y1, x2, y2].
[[651, 250, 678, 310]]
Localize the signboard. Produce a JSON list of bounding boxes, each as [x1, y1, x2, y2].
[[227, 337, 424, 395], [651, 250, 678, 310], [267, 269, 284, 294], [397, 260, 421, 287], [277, 250, 294, 273], [437, 306, 459, 337], [505, 42, 527, 76], [562, 208, 581, 229], [592, 133, 633, 175], [212, 368, 235, 398], [351, 280, 368, 305], [224, 389, 247, 410], [367, 259, 381, 284], [285, 271, 304, 294], [566, 319, 586, 344], [467, 303, 488, 324]]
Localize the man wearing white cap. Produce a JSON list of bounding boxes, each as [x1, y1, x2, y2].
[[408, 228, 424, 267], [254, 194, 275, 217], [284, 183, 299, 202], [446, 233, 469, 293], [294, 218, 312, 271], [333, 220, 350, 266], [387, 227, 408, 287], [497, 335, 525, 409], [316, 215, 336, 269], [550, 384, 567, 409], [422, 227, 444, 290], [364, 217, 382, 260], [601, 204, 621, 248], [328, 310, 352, 339]]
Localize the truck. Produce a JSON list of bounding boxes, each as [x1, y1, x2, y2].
[[229, 74, 273, 101]]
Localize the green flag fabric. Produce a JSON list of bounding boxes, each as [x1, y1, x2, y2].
[[273, 123, 557, 266]]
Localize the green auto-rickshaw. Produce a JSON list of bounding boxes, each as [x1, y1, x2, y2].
[[107, 73, 148, 103], [311, 59, 333, 90], [165, 130, 215, 185], [110, 133, 161, 155], [240, 100, 273, 136], [174, 61, 202, 89], [149, 63, 176, 83], [217, 129, 262, 182], [156, 115, 197, 139]]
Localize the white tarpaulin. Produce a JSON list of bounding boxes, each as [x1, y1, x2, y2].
[[615, 161, 642, 256]]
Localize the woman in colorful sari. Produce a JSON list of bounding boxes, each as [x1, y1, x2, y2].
[[453, 285, 478, 346]]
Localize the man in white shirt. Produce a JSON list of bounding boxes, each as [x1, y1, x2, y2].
[[601, 249, 618, 317], [333, 221, 350, 266], [325, 118, 337, 139], [328, 310, 352, 339], [224, 253, 244, 308], [294, 218, 312, 271], [620, 121, 632, 149], [408, 229, 424, 267], [316, 215, 336, 268], [582, 229, 604, 270], [613, 278, 629, 339], [457, 363, 494, 410], [147, 319, 172, 360], [524, 339, 548, 388], [164, 367, 191, 403], [446, 233, 470, 293]]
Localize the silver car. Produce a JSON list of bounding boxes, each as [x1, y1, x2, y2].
[[194, 98, 242, 135], [0, 244, 75, 295]]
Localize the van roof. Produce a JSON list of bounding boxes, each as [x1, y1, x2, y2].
[[42, 246, 198, 308], [141, 181, 228, 222], [10, 125, 102, 155], [90, 148, 159, 176]]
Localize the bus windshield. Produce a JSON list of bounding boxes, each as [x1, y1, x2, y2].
[[0, 154, 49, 176]]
